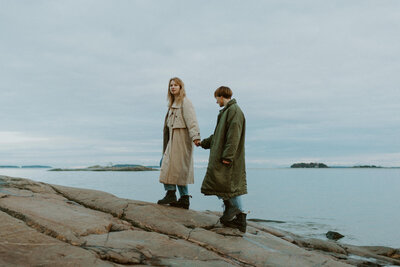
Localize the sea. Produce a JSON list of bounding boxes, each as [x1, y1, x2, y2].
[[1, 167, 399, 248]]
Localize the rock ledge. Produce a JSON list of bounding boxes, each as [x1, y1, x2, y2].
[[1, 175, 399, 266]]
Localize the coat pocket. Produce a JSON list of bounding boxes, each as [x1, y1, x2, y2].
[[171, 109, 187, 129]]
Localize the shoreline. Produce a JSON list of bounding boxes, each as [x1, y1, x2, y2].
[[1, 175, 399, 266], [1, 168, 399, 248]]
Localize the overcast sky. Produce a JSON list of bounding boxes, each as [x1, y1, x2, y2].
[[1, 0, 399, 167]]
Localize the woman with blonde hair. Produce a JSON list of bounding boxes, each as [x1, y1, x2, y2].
[[158, 77, 201, 209]]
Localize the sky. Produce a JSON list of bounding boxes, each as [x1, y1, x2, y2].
[[1, 0, 399, 167]]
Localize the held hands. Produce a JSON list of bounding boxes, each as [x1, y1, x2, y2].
[[193, 139, 229, 164], [194, 139, 201, 147]]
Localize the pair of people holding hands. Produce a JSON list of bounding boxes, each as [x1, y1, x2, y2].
[[158, 77, 247, 232]]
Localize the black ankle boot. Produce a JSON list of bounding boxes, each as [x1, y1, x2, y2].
[[222, 213, 247, 233], [170, 195, 191, 209], [220, 200, 241, 223], [157, 190, 177, 205]]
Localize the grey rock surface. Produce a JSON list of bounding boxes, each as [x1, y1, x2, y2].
[[1, 175, 399, 266]]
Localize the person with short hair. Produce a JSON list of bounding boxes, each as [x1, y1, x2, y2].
[[158, 77, 201, 209], [200, 86, 247, 232]]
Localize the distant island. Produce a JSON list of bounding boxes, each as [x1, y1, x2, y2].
[[352, 165, 382, 168], [0, 165, 20, 168], [291, 163, 329, 168], [291, 163, 389, 169], [49, 164, 157, 172], [22, 165, 52, 168], [0, 165, 52, 168]]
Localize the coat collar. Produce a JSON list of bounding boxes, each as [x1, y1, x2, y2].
[[220, 98, 236, 113], [171, 99, 183, 108]]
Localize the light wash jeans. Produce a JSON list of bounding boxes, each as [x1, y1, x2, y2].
[[219, 195, 243, 212], [164, 184, 188, 197]]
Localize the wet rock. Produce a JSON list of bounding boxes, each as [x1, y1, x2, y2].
[[361, 246, 400, 259], [248, 218, 286, 223], [344, 244, 400, 266], [327, 231, 345, 240]]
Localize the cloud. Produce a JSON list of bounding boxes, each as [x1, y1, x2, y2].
[[0, 131, 49, 145], [0, 1, 399, 167]]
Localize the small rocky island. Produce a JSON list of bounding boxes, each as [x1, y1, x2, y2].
[[1, 175, 399, 266], [50, 164, 157, 172], [291, 162, 329, 168], [353, 165, 382, 168]]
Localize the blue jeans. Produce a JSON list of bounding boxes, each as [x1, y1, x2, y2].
[[164, 184, 188, 197], [219, 195, 243, 212]]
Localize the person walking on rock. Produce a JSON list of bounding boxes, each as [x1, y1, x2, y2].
[[158, 77, 201, 209], [200, 86, 247, 232]]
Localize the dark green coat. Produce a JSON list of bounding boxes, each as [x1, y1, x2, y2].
[[201, 99, 247, 198]]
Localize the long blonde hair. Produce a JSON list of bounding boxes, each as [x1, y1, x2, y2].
[[167, 77, 186, 107]]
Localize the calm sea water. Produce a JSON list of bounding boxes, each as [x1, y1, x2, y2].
[[1, 168, 399, 248]]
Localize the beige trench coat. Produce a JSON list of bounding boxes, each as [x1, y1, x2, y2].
[[159, 97, 200, 185]]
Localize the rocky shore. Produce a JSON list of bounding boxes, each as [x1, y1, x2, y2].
[[0, 175, 399, 266]]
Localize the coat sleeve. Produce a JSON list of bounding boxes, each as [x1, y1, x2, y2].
[[221, 108, 243, 163], [182, 98, 201, 141], [201, 134, 213, 149]]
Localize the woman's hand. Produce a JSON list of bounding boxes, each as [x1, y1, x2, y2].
[[194, 139, 201, 146]]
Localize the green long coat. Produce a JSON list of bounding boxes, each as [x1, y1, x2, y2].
[[201, 99, 247, 198]]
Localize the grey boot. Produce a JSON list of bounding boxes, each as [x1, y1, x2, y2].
[[170, 195, 191, 209], [220, 199, 241, 223], [157, 190, 177, 205]]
